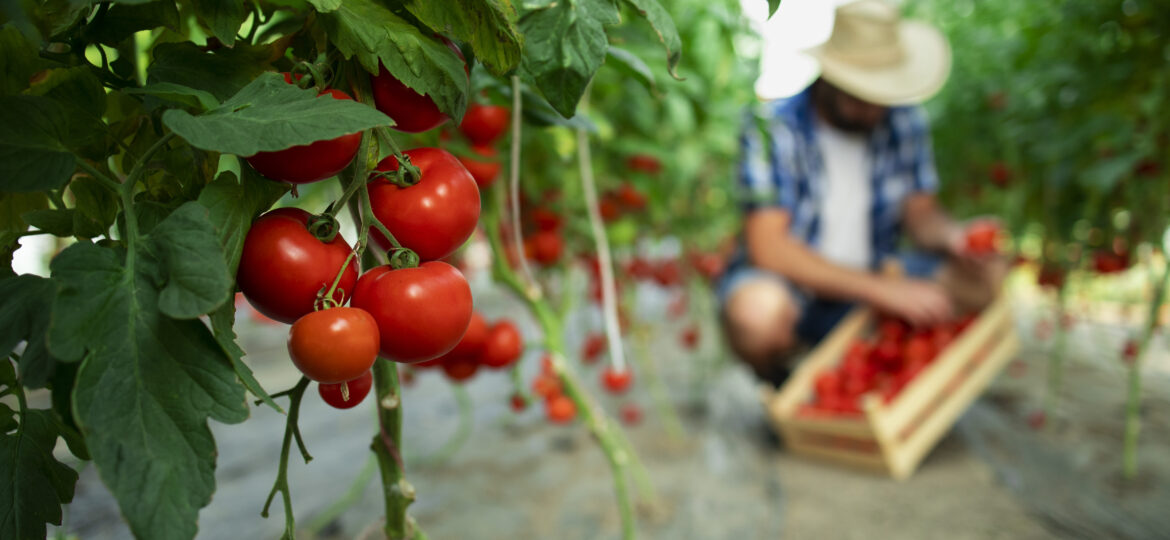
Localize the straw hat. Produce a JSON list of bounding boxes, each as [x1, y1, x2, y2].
[[805, 0, 951, 106]]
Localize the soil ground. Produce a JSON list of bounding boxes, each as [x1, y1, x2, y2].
[[51, 277, 1169, 540]]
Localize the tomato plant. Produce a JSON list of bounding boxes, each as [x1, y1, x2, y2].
[[351, 261, 473, 363], [459, 104, 510, 145], [319, 371, 374, 410], [288, 307, 380, 383]]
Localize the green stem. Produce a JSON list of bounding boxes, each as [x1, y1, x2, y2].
[[73, 160, 120, 192], [1121, 253, 1170, 480], [261, 377, 312, 540], [371, 358, 420, 540], [630, 325, 685, 442], [507, 75, 539, 294], [304, 454, 377, 535]]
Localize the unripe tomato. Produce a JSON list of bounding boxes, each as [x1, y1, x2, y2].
[[351, 261, 473, 363], [371, 39, 467, 133], [458, 104, 510, 145], [318, 371, 373, 409], [246, 74, 362, 184], [601, 366, 632, 394], [528, 230, 563, 266], [369, 148, 481, 261], [480, 320, 523, 369], [288, 307, 380, 383], [457, 144, 501, 189], [238, 208, 359, 324], [546, 394, 576, 424]]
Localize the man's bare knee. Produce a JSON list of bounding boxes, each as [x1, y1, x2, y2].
[[722, 279, 799, 363]]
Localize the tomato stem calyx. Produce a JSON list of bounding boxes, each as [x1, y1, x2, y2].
[[307, 213, 340, 243], [388, 248, 420, 270]]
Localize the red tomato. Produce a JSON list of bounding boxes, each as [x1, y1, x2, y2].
[[528, 230, 563, 266], [350, 261, 473, 363], [989, 161, 1012, 188], [318, 370, 373, 409], [531, 207, 562, 231], [932, 326, 955, 351], [964, 222, 1000, 255], [447, 311, 488, 360], [532, 374, 562, 400], [626, 154, 662, 174], [441, 354, 479, 382], [625, 257, 653, 280], [540, 353, 555, 374], [652, 261, 682, 288], [238, 208, 359, 324], [601, 366, 633, 394], [288, 307, 380, 383], [680, 326, 699, 350], [480, 320, 523, 369], [246, 76, 362, 184], [1092, 250, 1129, 274], [814, 372, 841, 398], [1122, 340, 1139, 366], [510, 393, 527, 412], [458, 104, 510, 145], [871, 337, 902, 370], [903, 336, 935, 367], [877, 317, 908, 342], [616, 184, 647, 211], [456, 144, 501, 189], [546, 394, 577, 424], [369, 148, 481, 261], [370, 39, 466, 133], [1037, 264, 1065, 289], [620, 403, 642, 426], [582, 333, 606, 364], [599, 197, 621, 222], [688, 252, 725, 281]]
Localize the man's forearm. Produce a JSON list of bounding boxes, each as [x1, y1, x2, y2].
[[903, 193, 959, 253], [748, 234, 882, 303]]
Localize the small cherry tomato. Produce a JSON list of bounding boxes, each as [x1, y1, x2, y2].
[[238, 208, 358, 324], [441, 354, 479, 382], [351, 261, 473, 363], [601, 366, 633, 394], [626, 154, 661, 174], [532, 374, 561, 400], [964, 222, 1000, 255], [318, 371, 374, 409], [510, 393, 527, 412], [447, 311, 488, 360], [458, 104, 510, 145], [369, 148, 481, 261], [680, 326, 699, 350], [479, 320, 523, 369], [528, 230, 563, 266], [288, 307, 380, 383], [620, 403, 643, 426], [546, 394, 577, 424], [582, 333, 606, 364], [457, 144, 501, 189]]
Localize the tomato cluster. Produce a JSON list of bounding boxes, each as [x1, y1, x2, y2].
[[598, 183, 648, 223], [530, 355, 577, 424], [453, 103, 510, 189], [799, 314, 976, 417], [413, 313, 524, 382]]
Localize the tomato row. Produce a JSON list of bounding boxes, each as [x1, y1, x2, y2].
[[799, 314, 976, 417], [413, 313, 525, 382]]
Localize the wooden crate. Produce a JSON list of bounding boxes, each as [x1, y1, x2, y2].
[[764, 293, 1020, 480]]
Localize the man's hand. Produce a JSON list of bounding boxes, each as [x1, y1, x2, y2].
[[867, 277, 954, 327]]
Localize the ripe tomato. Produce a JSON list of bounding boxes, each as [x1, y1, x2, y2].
[[370, 39, 466, 133], [246, 75, 362, 184], [531, 207, 562, 231], [616, 184, 647, 211], [871, 337, 902, 370], [288, 307, 380, 383], [814, 372, 841, 397], [369, 148, 481, 261], [448, 311, 488, 359], [238, 208, 359, 324], [457, 144, 501, 189], [532, 373, 561, 400], [351, 261, 473, 363], [680, 326, 699, 350], [989, 161, 1012, 188], [652, 261, 681, 288], [510, 393, 527, 412], [1092, 250, 1129, 274], [1122, 340, 1138, 365], [599, 197, 621, 222], [458, 104, 510, 145], [318, 370, 374, 409], [601, 366, 633, 394], [479, 320, 523, 369], [582, 333, 606, 364], [903, 335, 935, 368], [441, 354, 479, 382], [528, 230, 563, 266], [620, 403, 643, 426], [626, 154, 661, 174], [1036, 264, 1065, 289], [546, 394, 577, 424], [964, 222, 999, 255]]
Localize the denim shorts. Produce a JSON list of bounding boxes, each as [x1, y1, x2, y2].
[[716, 252, 942, 345]]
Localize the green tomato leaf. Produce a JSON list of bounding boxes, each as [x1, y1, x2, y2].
[[25, 66, 109, 157], [607, 46, 656, 91], [125, 82, 221, 112], [163, 72, 392, 156], [197, 169, 287, 276], [0, 26, 48, 96], [0, 402, 14, 434], [141, 202, 233, 319], [0, 95, 76, 193], [0, 192, 47, 237], [48, 241, 249, 540], [307, 0, 342, 12], [0, 409, 78, 540], [48, 361, 89, 461], [148, 41, 271, 102], [209, 301, 282, 413], [191, 0, 247, 47], [399, 0, 523, 77], [622, 0, 682, 79], [83, 0, 182, 46], [21, 209, 75, 237], [518, 0, 617, 118], [767, 0, 782, 19], [320, 0, 469, 122], [0, 275, 59, 389], [70, 176, 118, 233]]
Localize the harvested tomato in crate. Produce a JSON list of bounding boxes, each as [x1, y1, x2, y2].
[[764, 294, 1019, 480]]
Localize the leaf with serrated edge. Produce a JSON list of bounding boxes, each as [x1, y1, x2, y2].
[[401, 0, 523, 77], [623, 0, 682, 79], [210, 302, 282, 413], [518, 0, 616, 117], [191, 0, 247, 47], [49, 241, 248, 540], [163, 72, 392, 156], [148, 42, 270, 102], [126, 83, 221, 112], [319, 0, 469, 122], [0, 409, 78, 540], [0, 275, 58, 389]]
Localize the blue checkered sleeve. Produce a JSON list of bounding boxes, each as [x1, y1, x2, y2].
[[907, 107, 939, 193], [738, 107, 801, 214]]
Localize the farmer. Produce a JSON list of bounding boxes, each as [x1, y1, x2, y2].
[[719, 0, 1004, 386]]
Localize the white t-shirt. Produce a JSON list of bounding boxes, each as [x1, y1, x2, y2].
[[813, 117, 872, 270]]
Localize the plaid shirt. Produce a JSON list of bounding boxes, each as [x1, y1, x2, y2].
[[737, 85, 940, 270]]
